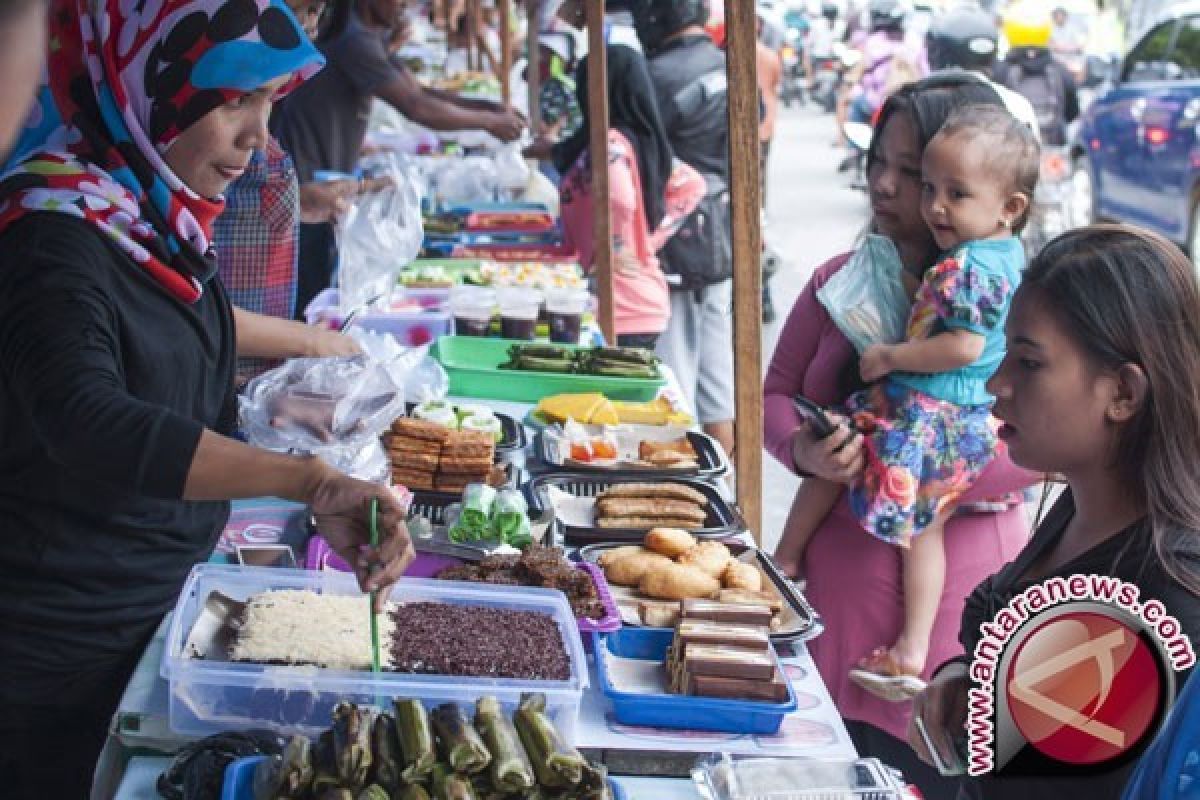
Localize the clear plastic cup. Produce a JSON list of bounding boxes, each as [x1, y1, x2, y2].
[[497, 287, 543, 341], [449, 286, 496, 337], [544, 288, 591, 344]]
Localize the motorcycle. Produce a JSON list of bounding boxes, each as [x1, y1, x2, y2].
[[1021, 146, 1075, 256], [810, 43, 858, 114], [780, 39, 806, 107]]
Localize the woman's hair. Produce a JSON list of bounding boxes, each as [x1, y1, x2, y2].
[[935, 104, 1041, 232], [1023, 225, 1200, 596], [320, 0, 352, 42], [866, 70, 1005, 176]]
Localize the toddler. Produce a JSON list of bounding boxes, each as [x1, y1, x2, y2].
[[779, 104, 1039, 700]]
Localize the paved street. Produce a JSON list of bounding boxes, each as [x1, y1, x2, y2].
[[757, 103, 869, 553]]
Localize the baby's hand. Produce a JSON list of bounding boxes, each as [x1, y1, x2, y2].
[[860, 344, 894, 383]]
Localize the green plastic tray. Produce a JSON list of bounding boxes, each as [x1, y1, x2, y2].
[[433, 336, 665, 402], [398, 259, 486, 285]]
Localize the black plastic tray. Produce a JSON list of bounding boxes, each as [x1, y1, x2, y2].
[[525, 473, 744, 544], [401, 402, 527, 456], [533, 428, 729, 479], [575, 540, 823, 644]]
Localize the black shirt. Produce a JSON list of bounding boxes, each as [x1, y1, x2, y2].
[[645, 34, 730, 181], [957, 492, 1200, 800], [272, 9, 402, 182], [0, 213, 237, 705]]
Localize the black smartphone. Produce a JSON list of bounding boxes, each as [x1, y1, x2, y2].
[[792, 394, 838, 440]]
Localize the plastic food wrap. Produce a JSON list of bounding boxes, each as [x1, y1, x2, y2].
[[814, 235, 911, 354], [693, 755, 906, 800], [490, 489, 531, 548], [449, 484, 498, 542]]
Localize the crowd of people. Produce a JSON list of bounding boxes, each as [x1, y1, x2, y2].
[[0, 0, 1199, 799]]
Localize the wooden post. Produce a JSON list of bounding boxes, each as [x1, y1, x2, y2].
[[465, 0, 478, 71], [585, 0, 614, 344], [725, 0, 764, 538], [527, 0, 542, 132], [499, 0, 512, 105]]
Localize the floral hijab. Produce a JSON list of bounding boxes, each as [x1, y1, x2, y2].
[[0, 0, 324, 303]]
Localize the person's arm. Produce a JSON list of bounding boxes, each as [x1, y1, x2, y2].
[[424, 85, 504, 113], [232, 306, 361, 359], [375, 70, 523, 140], [647, 162, 705, 252], [762, 254, 853, 467], [859, 328, 985, 382]]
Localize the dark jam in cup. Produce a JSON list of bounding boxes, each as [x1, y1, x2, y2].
[[501, 316, 537, 340], [547, 311, 583, 344], [454, 315, 492, 337]]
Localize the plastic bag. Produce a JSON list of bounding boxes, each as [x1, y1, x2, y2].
[[336, 154, 424, 314], [493, 142, 531, 192], [437, 156, 498, 205], [815, 234, 911, 354], [239, 355, 406, 480]]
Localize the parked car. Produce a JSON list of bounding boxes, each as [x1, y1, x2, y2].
[[1074, 2, 1200, 253]]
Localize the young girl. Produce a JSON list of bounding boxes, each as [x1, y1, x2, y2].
[[779, 104, 1039, 698]]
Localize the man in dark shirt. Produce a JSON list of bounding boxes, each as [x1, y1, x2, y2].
[[273, 0, 526, 316], [632, 0, 737, 458]]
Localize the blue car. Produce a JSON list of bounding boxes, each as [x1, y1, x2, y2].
[[1075, 3, 1200, 253]]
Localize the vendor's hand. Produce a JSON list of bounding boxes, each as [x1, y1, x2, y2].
[[859, 344, 894, 383], [790, 412, 864, 484], [485, 109, 525, 142], [299, 180, 357, 224], [389, 18, 413, 51], [358, 175, 395, 195], [304, 326, 363, 358], [308, 463, 416, 610], [523, 134, 556, 161], [908, 661, 970, 770]]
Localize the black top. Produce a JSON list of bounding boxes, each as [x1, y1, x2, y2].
[[0, 213, 236, 705], [644, 33, 730, 181], [957, 492, 1200, 800], [271, 8, 401, 182]]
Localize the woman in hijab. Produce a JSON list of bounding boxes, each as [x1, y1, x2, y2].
[[0, 1, 413, 794], [556, 43, 704, 348]]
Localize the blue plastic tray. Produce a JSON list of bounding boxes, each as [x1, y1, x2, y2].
[[222, 755, 628, 798], [593, 627, 798, 735]]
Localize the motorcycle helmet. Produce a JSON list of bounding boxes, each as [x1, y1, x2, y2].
[[821, 2, 838, 21], [869, 0, 906, 33], [629, 0, 711, 54], [927, 6, 998, 72], [1002, 0, 1052, 50]]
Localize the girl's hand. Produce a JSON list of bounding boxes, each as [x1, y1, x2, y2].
[[908, 662, 970, 770], [790, 413, 865, 484], [859, 344, 894, 383], [304, 327, 363, 359], [308, 464, 416, 611]]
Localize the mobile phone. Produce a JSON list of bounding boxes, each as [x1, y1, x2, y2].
[[914, 714, 967, 777], [792, 394, 838, 440], [236, 545, 297, 569]]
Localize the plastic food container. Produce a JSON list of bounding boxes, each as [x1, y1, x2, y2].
[[449, 286, 496, 337], [497, 286, 543, 341], [348, 309, 453, 347], [593, 628, 797, 735], [544, 287, 591, 344], [162, 565, 588, 737], [433, 337, 665, 403], [222, 755, 630, 800], [692, 754, 907, 800]]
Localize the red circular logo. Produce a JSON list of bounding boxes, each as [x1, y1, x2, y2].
[[1005, 611, 1163, 765]]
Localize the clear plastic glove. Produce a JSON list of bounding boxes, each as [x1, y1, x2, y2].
[[309, 464, 416, 611], [789, 413, 865, 484]]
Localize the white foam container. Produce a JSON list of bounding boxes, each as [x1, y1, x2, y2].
[[162, 565, 588, 737]]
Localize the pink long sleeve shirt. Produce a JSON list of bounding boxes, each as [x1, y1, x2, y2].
[[560, 129, 704, 336]]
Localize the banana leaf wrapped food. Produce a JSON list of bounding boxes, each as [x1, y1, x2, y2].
[[311, 731, 341, 794], [395, 699, 438, 782], [490, 489, 532, 548], [251, 755, 284, 800], [432, 702, 492, 774], [316, 790, 355, 800], [473, 696, 535, 794], [515, 694, 586, 788], [399, 785, 433, 800], [370, 713, 403, 791], [356, 785, 390, 800], [332, 703, 374, 788], [432, 763, 479, 800]]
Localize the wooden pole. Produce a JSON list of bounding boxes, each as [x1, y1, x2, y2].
[[585, 0, 614, 344], [465, 0, 478, 71], [725, 0, 764, 538], [527, 0, 542, 132], [499, 0, 512, 105]]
